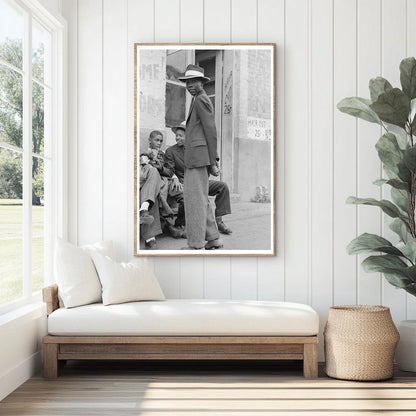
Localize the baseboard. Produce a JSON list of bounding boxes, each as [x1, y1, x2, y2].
[[0, 351, 42, 401]]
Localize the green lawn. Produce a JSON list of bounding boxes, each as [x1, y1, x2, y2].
[[0, 199, 44, 305]]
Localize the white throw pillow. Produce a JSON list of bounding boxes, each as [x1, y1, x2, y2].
[[90, 252, 165, 306], [81, 240, 115, 259], [55, 239, 114, 308]]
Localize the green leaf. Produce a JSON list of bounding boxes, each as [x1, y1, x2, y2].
[[346, 196, 406, 219], [410, 98, 416, 125], [397, 240, 416, 263], [373, 177, 409, 191], [373, 178, 388, 186], [389, 218, 409, 241], [397, 161, 412, 185], [404, 283, 416, 296], [362, 254, 408, 272], [400, 57, 416, 100], [370, 88, 410, 128], [384, 166, 400, 180], [394, 130, 410, 150], [361, 255, 416, 287], [375, 132, 404, 173], [369, 77, 393, 102], [347, 233, 404, 256], [337, 97, 383, 125], [383, 271, 412, 288], [391, 187, 409, 213], [402, 265, 416, 282], [403, 146, 416, 172], [386, 179, 410, 191]]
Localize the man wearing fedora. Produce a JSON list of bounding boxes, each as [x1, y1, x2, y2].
[[165, 121, 233, 235], [178, 64, 223, 250]]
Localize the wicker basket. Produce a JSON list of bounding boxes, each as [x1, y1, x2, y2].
[[324, 305, 399, 381]]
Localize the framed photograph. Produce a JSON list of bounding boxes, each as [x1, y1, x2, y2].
[[134, 44, 275, 256]]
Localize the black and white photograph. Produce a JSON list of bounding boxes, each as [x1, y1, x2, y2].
[[134, 44, 275, 256]]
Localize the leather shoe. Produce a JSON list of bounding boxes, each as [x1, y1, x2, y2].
[[205, 238, 224, 250], [140, 210, 154, 225], [145, 239, 157, 249], [217, 220, 232, 234]]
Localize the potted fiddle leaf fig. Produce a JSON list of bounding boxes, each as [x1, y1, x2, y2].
[[337, 57, 416, 371]]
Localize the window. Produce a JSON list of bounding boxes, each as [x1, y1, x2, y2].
[[0, 0, 65, 312], [165, 50, 187, 127]]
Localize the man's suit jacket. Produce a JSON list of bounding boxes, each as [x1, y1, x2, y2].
[[184, 90, 218, 169], [164, 143, 185, 182]]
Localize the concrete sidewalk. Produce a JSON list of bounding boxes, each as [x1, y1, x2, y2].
[[140, 201, 272, 251]]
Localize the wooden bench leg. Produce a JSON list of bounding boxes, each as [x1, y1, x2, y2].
[[303, 343, 318, 379], [44, 343, 59, 379]]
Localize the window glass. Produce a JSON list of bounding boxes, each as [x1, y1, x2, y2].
[[32, 81, 44, 155], [166, 50, 186, 82], [166, 50, 187, 128], [32, 20, 51, 85], [0, 147, 23, 305], [0, 65, 23, 148], [165, 83, 185, 128], [32, 156, 43, 293], [0, 0, 24, 70]]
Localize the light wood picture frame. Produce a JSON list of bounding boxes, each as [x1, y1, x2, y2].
[[134, 44, 276, 256]]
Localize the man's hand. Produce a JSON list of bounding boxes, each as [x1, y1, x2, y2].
[[170, 177, 183, 192], [209, 163, 220, 177], [139, 154, 150, 165]]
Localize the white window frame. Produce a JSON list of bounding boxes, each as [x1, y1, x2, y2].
[[0, 0, 67, 315]]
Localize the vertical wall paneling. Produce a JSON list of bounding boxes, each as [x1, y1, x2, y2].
[[61, 0, 78, 244], [103, 0, 128, 260], [178, 0, 205, 297], [381, 0, 407, 322], [127, 0, 154, 260], [154, 259, 181, 298], [180, 258, 204, 298], [204, 258, 231, 298], [231, 258, 258, 299], [203, 0, 232, 298], [333, 0, 357, 305], [180, 0, 203, 43], [204, 0, 231, 42], [66, 0, 415, 334], [229, 0, 259, 299], [230, 0, 257, 42], [284, 0, 309, 303], [77, 0, 103, 245], [257, 0, 285, 301], [310, 0, 333, 356], [154, 0, 180, 42], [152, 0, 181, 296], [406, 0, 416, 319], [356, 0, 382, 305]]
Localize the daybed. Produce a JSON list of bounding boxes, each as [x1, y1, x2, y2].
[[42, 284, 320, 379]]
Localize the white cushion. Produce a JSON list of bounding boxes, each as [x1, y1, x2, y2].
[[47, 299, 319, 336], [54, 239, 114, 308], [81, 240, 115, 259], [90, 253, 165, 305]]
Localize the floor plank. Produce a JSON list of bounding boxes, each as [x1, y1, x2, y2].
[[1, 361, 416, 415]]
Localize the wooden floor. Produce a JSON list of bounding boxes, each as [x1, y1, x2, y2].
[[1, 360, 416, 415]]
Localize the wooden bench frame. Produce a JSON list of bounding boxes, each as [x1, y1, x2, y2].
[[43, 285, 319, 379]]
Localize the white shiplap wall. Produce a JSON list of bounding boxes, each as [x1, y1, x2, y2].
[[61, 0, 416, 356]]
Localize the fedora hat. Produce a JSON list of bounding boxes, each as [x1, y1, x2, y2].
[[178, 64, 210, 82], [171, 121, 186, 134]]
